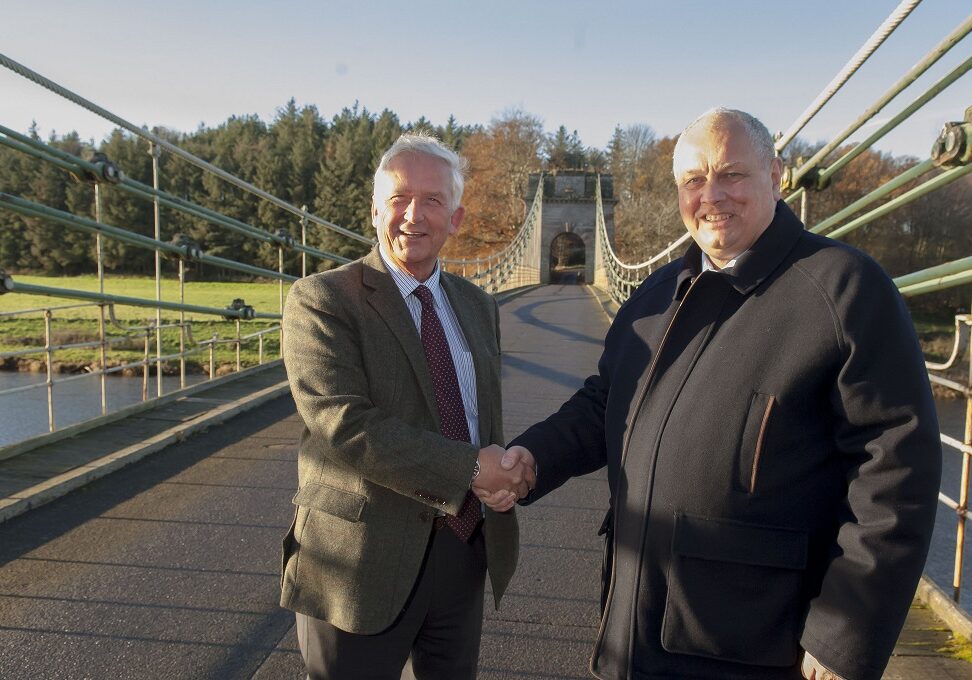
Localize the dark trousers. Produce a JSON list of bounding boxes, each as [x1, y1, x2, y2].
[[297, 526, 487, 680]]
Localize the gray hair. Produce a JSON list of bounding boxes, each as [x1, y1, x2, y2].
[[672, 108, 777, 176], [374, 132, 467, 211]]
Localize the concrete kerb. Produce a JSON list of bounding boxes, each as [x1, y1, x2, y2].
[[917, 575, 972, 642], [0, 377, 291, 525], [585, 284, 619, 321], [0, 361, 286, 462], [494, 284, 542, 306]]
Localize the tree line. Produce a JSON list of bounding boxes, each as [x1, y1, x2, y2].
[[0, 100, 968, 311]]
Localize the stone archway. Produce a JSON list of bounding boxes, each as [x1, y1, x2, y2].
[[527, 171, 614, 285], [549, 232, 587, 284]]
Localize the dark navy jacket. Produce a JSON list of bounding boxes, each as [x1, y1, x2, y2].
[[514, 201, 941, 680]]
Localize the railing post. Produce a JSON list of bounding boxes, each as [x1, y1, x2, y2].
[[279, 244, 286, 351], [142, 331, 150, 402], [259, 333, 264, 365], [236, 318, 242, 372], [301, 204, 308, 278], [955, 398, 971, 602], [179, 259, 186, 389], [209, 336, 216, 380], [94, 183, 108, 415], [955, 305, 972, 602], [97, 301, 108, 415], [44, 309, 55, 432], [150, 142, 163, 398]]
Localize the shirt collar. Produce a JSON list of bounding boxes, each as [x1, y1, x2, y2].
[[701, 251, 738, 273], [377, 242, 442, 301]]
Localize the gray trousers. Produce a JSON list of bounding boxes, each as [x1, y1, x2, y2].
[[297, 526, 487, 680]]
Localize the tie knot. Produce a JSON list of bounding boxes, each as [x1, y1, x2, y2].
[[414, 285, 434, 308]]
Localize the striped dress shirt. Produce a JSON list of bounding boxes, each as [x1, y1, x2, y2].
[[378, 245, 480, 447]]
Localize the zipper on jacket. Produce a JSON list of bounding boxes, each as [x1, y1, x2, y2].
[[589, 274, 702, 679]]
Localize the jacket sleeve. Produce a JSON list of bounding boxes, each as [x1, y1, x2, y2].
[[283, 276, 477, 516], [800, 257, 942, 680]]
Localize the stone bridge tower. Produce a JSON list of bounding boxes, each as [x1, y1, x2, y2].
[[527, 171, 616, 284]]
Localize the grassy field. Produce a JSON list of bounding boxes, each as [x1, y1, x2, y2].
[[1, 274, 290, 319], [0, 273, 962, 375], [1, 275, 289, 371]]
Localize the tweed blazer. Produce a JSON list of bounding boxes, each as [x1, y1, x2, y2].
[[280, 247, 518, 634]]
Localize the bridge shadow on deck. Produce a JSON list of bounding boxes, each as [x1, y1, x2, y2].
[[0, 396, 297, 566], [510, 287, 606, 347], [0, 396, 302, 678]]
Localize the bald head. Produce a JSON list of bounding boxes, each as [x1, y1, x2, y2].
[[673, 108, 776, 178]]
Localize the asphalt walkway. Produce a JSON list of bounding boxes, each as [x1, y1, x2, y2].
[[0, 285, 968, 678]]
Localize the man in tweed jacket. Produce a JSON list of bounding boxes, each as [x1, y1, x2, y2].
[[280, 133, 531, 679]]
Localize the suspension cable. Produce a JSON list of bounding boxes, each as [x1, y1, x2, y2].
[[0, 53, 372, 245], [775, 0, 922, 152]]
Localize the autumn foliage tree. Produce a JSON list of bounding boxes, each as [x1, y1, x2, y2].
[[443, 109, 544, 260]]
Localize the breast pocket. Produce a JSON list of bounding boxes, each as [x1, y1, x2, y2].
[[661, 513, 807, 667]]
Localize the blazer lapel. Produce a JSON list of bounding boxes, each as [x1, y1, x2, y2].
[[361, 249, 439, 423], [441, 274, 493, 446]]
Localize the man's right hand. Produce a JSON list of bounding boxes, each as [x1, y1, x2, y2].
[[472, 444, 535, 512]]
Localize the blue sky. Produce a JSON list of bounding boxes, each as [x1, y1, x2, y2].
[[1, 1, 969, 158]]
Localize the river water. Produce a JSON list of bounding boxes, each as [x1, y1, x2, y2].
[[0, 372, 970, 610], [0, 371, 207, 447]]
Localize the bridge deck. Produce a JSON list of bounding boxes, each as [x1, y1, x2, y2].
[[0, 285, 968, 678]]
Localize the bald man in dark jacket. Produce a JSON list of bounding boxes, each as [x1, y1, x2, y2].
[[502, 108, 941, 680]]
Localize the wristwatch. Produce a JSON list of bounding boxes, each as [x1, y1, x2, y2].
[[471, 460, 481, 481]]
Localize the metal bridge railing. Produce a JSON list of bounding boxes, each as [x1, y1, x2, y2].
[[0, 298, 280, 438], [592, 7, 972, 604], [592, 176, 689, 306], [0, 57, 375, 453], [441, 180, 543, 293]]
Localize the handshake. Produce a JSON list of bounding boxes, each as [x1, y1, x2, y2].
[[471, 444, 536, 512]]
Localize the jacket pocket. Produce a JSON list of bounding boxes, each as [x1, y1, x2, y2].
[[661, 513, 807, 667], [597, 506, 614, 615], [280, 508, 298, 589], [292, 482, 367, 522], [735, 392, 775, 493]]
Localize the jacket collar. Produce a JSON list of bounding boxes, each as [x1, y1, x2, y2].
[[674, 200, 805, 299], [361, 247, 439, 420]]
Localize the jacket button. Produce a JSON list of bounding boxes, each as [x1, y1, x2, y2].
[[419, 511, 432, 522]]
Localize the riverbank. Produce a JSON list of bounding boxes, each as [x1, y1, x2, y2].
[[0, 316, 280, 377], [0, 275, 286, 374]]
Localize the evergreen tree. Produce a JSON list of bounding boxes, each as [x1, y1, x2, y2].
[[98, 130, 155, 274], [370, 109, 403, 169], [313, 105, 375, 266], [545, 126, 586, 170], [0, 124, 34, 271]]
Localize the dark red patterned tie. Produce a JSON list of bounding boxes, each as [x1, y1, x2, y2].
[[413, 285, 482, 541]]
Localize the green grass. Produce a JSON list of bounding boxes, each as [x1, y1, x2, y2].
[[938, 634, 972, 663], [1, 274, 290, 319], [0, 275, 288, 371], [0, 274, 964, 373]]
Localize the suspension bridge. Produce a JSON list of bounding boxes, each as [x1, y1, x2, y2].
[[1, 5, 971, 677]]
